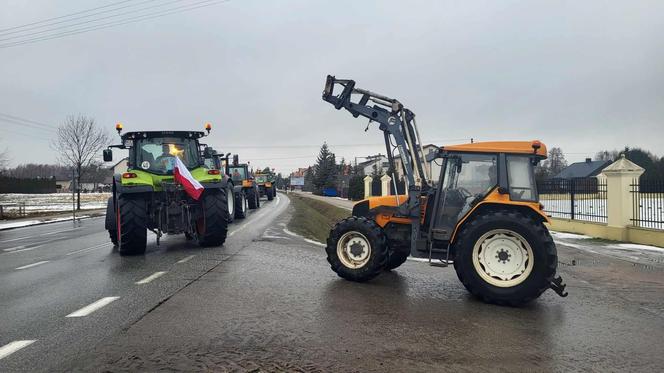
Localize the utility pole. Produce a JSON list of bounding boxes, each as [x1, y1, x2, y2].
[[71, 168, 76, 223]]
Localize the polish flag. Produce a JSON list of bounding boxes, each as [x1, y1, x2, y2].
[[173, 156, 204, 200]]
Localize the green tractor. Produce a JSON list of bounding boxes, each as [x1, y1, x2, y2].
[[103, 123, 230, 255], [255, 169, 277, 201], [205, 151, 249, 219]]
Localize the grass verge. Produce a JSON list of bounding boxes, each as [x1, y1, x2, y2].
[[288, 194, 350, 244]]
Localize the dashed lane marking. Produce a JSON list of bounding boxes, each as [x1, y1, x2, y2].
[[0, 340, 36, 360], [135, 271, 167, 284], [15, 260, 50, 270], [0, 227, 80, 243], [3, 245, 43, 254], [66, 243, 112, 256], [66, 297, 120, 317], [176, 255, 196, 264]]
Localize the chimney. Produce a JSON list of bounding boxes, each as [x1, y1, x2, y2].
[[585, 158, 592, 163]]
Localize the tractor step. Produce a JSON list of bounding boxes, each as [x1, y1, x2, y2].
[[428, 259, 449, 267]]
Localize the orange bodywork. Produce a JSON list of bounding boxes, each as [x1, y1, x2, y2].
[[242, 180, 253, 188], [443, 140, 547, 158], [449, 188, 550, 242], [358, 195, 411, 227]]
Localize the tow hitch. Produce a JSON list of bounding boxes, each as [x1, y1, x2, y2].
[[550, 276, 568, 297]]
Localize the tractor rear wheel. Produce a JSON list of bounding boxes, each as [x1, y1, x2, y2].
[[326, 216, 388, 282], [384, 249, 409, 271], [267, 187, 274, 201], [196, 191, 229, 247], [234, 191, 247, 219], [118, 196, 147, 256], [247, 188, 258, 209], [453, 209, 557, 306]]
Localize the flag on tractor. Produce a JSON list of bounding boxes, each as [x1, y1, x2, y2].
[[173, 156, 204, 200]]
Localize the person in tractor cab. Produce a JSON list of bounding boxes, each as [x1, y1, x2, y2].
[[232, 169, 241, 179], [155, 143, 187, 172]]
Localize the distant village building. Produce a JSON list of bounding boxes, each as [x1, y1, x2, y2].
[[357, 155, 390, 176], [553, 158, 612, 180]]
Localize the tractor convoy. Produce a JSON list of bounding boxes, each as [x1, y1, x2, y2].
[[102, 74, 568, 307], [103, 123, 274, 255]]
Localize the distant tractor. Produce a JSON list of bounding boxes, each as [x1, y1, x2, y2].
[[103, 124, 230, 255], [255, 169, 277, 201], [227, 158, 261, 210], [322, 76, 568, 306], [206, 152, 248, 219]]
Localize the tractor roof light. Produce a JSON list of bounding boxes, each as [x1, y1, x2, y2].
[[531, 140, 542, 153], [115, 122, 123, 135], [205, 122, 212, 134]]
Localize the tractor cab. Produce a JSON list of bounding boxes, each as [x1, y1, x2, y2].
[[426, 141, 547, 243]]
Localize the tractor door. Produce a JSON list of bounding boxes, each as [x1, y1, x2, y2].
[[429, 153, 498, 241]]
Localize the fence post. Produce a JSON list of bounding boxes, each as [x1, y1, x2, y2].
[[380, 174, 392, 196], [570, 178, 576, 220], [601, 155, 644, 231], [363, 175, 373, 199]]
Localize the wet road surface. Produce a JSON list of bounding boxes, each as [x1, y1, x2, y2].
[[1, 194, 663, 372]]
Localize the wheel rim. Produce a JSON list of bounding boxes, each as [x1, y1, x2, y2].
[[472, 229, 534, 288], [227, 189, 235, 215], [336, 231, 372, 269]]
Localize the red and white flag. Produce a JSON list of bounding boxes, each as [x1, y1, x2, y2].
[[173, 156, 204, 200]]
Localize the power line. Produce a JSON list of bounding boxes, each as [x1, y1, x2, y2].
[[0, 112, 56, 130], [0, 117, 57, 133], [0, 0, 136, 33], [0, 0, 188, 42], [220, 139, 472, 149], [0, 0, 230, 49]]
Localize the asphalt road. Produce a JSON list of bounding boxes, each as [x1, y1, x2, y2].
[[1, 194, 663, 372]]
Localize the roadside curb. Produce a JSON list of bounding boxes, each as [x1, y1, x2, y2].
[[0, 212, 105, 231]]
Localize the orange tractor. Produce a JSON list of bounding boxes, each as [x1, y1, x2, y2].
[[322, 76, 567, 306]]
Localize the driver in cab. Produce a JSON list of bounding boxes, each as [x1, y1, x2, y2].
[[155, 144, 185, 172]]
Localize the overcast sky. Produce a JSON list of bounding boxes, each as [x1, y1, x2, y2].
[[1, 0, 663, 174]]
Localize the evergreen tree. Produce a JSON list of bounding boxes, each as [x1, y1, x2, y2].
[[313, 142, 338, 194]]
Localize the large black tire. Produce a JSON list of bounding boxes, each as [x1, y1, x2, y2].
[[118, 196, 148, 256], [453, 209, 557, 306], [234, 192, 247, 219], [104, 197, 118, 246], [326, 216, 388, 282], [247, 188, 258, 210], [384, 249, 409, 271], [225, 184, 235, 223], [196, 191, 229, 247], [266, 187, 274, 201]]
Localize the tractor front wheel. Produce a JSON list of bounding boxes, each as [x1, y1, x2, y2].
[[326, 217, 388, 282], [266, 187, 274, 201], [118, 196, 147, 256], [226, 184, 235, 223], [196, 191, 229, 247], [247, 188, 259, 209], [453, 210, 557, 306]]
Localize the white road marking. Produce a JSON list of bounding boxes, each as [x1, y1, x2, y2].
[[176, 255, 196, 264], [0, 340, 36, 360], [15, 260, 50, 270], [0, 228, 79, 243], [275, 195, 280, 206], [135, 271, 167, 284], [66, 243, 112, 256], [66, 296, 119, 317], [282, 228, 326, 247], [3, 245, 43, 254], [3, 245, 26, 252]]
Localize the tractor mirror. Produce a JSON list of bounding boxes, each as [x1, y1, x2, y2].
[[323, 75, 335, 97], [203, 146, 214, 158], [103, 149, 113, 162]]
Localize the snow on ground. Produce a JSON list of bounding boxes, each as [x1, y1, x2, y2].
[[550, 231, 592, 240], [0, 193, 110, 214]]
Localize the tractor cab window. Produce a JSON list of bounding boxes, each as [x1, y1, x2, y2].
[[255, 175, 268, 183], [432, 153, 497, 238], [229, 167, 246, 181], [134, 137, 199, 174], [507, 156, 537, 201]]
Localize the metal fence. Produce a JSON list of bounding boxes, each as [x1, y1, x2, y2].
[[537, 178, 608, 223], [631, 178, 664, 230]]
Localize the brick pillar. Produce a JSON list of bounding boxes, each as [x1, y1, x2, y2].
[[601, 155, 644, 229], [364, 175, 373, 199]]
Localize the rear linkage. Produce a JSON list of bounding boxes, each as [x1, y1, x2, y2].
[[550, 276, 569, 297]]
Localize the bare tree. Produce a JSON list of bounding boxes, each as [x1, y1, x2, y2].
[[52, 115, 110, 210], [0, 148, 8, 170]]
